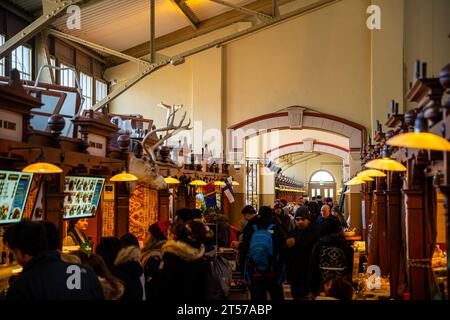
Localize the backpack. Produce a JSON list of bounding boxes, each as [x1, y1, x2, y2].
[[247, 224, 276, 273], [318, 245, 347, 283]]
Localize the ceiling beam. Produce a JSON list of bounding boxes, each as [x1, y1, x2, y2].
[[106, 0, 295, 67], [209, 0, 273, 22], [46, 29, 151, 67], [0, 0, 34, 22], [169, 0, 200, 30], [0, 0, 106, 60]]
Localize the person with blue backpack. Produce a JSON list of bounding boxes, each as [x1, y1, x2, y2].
[[244, 206, 286, 301]]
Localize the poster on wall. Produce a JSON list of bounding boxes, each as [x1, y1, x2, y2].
[[63, 176, 105, 219], [31, 180, 45, 221], [0, 170, 33, 224]]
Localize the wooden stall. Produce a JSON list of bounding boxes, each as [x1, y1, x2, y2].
[[361, 62, 449, 300]]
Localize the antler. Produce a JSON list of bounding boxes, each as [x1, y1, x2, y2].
[[140, 107, 192, 162]]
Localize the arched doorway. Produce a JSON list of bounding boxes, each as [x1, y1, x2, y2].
[[309, 170, 336, 199]]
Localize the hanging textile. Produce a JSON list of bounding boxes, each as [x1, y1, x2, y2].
[[129, 184, 159, 243]]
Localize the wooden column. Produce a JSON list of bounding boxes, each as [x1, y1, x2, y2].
[[115, 183, 130, 237], [403, 188, 429, 299], [374, 188, 389, 276], [159, 189, 170, 221], [368, 182, 379, 267], [45, 175, 64, 241], [362, 182, 373, 242], [386, 171, 403, 298]]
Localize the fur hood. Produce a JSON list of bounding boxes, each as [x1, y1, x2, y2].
[[114, 245, 141, 266], [162, 240, 205, 262], [98, 276, 124, 300], [140, 240, 165, 267]]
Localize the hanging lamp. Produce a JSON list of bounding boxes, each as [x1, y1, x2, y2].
[[22, 162, 63, 174], [386, 110, 450, 151], [356, 173, 374, 182], [110, 171, 138, 182], [365, 145, 407, 172], [345, 177, 366, 186], [189, 179, 207, 186], [358, 169, 387, 178], [164, 176, 180, 184]]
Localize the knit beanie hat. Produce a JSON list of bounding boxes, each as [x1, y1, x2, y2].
[[148, 220, 170, 241], [295, 206, 312, 220]]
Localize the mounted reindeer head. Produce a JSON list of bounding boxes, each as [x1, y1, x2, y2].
[[129, 108, 191, 190]]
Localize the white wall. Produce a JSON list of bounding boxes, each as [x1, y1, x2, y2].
[[404, 0, 450, 109], [283, 153, 344, 191]]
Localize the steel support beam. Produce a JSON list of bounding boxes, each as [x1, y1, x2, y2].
[[40, 33, 55, 84], [209, 0, 273, 22], [150, 0, 156, 64], [94, 0, 340, 111], [170, 0, 200, 29], [0, 0, 105, 60], [47, 29, 151, 67]]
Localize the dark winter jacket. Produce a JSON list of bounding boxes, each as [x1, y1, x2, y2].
[[237, 216, 259, 273], [286, 223, 320, 287], [6, 250, 104, 300], [308, 233, 354, 294], [157, 240, 208, 301], [140, 240, 165, 301], [113, 246, 144, 300]]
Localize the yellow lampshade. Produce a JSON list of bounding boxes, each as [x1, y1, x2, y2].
[[232, 181, 240, 186], [189, 180, 207, 186], [386, 132, 450, 152], [110, 172, 138, 182], [345, 177, 365, 186], [358, 169, 387, 178], [365, 158, 406, 172], [356, 174, 374, 182], [22, 162, 63, 174], [214, 181, 225, 186], [164, 176, 180, 184]]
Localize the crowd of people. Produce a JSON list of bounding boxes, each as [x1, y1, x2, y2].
[[0, 196, 355, 301]]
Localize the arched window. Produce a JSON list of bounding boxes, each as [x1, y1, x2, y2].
[[310, 171, 335, 182]]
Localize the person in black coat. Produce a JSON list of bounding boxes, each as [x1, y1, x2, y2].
[[308, 198, 321, 221], [285, 206, 319, 300], [3, 221, 104, 300], [237, 205, 258, 274], [308, 216, 354, 295], [96, 236, 144, 300], [140, 221, 168, 301], [157, 220, 208, 301]]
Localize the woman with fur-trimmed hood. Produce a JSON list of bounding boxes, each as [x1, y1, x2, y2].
[[112, 233, 145, 300], [140, 221, 169, 301], [157, 220, 209, 301]]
